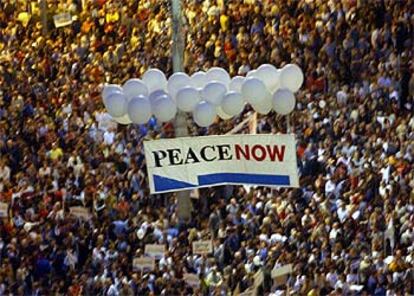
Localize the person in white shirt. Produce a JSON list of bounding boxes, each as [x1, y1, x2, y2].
[[0, 159, 10, 192], [325, 175, 336, 195], [337, 202, 349, 223], [301, 208, 315, 228], [38, 163, 51, 178], [103, 129, 115, 146], [336, 85, 349, 105], [106, 278, 119, 296], [326, 270, 338, 288], [329, 222, 341, 242], [0, 159, 10, 182]]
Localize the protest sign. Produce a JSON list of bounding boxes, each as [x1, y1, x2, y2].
[[70, 206, 92, 220], [144, 244, 166, 259], [133, 257, 155, 272], [192, 240, 213, 255]]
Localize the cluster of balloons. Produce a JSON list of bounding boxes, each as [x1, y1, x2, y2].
[[102, 64, 303, 127]]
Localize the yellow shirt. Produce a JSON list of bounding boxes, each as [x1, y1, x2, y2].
[[50, 147, 63, 160], [220, 14, 229, 32], [106, 12, 119, 23], [130, 35, 139, 48]]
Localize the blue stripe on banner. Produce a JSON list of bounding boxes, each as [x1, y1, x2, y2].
[[153, 174, 196, 192], [198, 173, 290, 186], [153, 173, 291, 192]]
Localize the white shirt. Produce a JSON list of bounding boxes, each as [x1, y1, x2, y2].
[[380, 165, 391, 183], [329, 228, 340, 241], [103, 131, 115, 146], [336, 90, 348, 105], [346, 273, 358, 284], [92, 247, 104, 264], [337, 206, 349, 223], [325, 180, 336, 194], [0, 165, 10, 182], [326, 272, 338, 288], [39, 166, 51, 178], [107, 284, 119, 296]]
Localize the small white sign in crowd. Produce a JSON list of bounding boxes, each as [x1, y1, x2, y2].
[[133, 257, 155, 272], [192, 240, 213, 255], [144, 244, 166, 259]]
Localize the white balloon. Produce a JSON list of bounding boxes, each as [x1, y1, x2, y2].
[[123, 79, 149, 100], [252, 97, 272, 115], [216, 106, 233, 120], [201, 81, 227, 106], [112, 114, 132, 125], [229, 76, 245, 93], [105, 92, 128, 117], [167, 72, 192, 99], [246, 70, 258, 78], [152, 94, 177, 122], [280, 64, 304, 92], [142, 68, 167, 92], [241, 77, 268, 105], [128, 95, 152, 124], [176, 86, 200, 112], [193, 101, 217, 127], [272, 89, 296, 115], [191, 71, 208, 90], [148, 89, 168, 106], [257, 64, 281, 92], [206, 67, 231, 86], [102, 84, 122, 102], [149, 89, 168, 105], [274, 69, 282, 91], [221, 91, 245, 116]]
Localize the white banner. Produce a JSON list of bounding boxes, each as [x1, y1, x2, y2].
[[144, 134, 299, 194]]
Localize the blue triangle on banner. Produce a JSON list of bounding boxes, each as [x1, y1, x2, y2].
[[153, 174, 196, 192]]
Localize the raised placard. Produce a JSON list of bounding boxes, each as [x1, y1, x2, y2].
[[192, 240, 213, 255], [145, 244, 166, 259], [70, 207, 92, 220], [0, 202, 8, 218], [133, 257, 155, 271]]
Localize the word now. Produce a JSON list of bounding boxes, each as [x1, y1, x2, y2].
[[152, 144, 285, 167]]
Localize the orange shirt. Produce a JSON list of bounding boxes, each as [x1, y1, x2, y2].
[[81, 20, 93, 34]]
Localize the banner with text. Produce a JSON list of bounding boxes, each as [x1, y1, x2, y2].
[[144, 134, 299, 194]]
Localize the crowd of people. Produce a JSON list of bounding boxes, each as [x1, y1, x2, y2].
[[0, 0, 414, 295]]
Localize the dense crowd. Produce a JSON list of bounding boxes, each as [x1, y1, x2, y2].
[[0, 0, 414, 295]]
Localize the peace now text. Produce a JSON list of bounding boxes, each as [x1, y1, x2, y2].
[[151, 144, 286, 168]]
